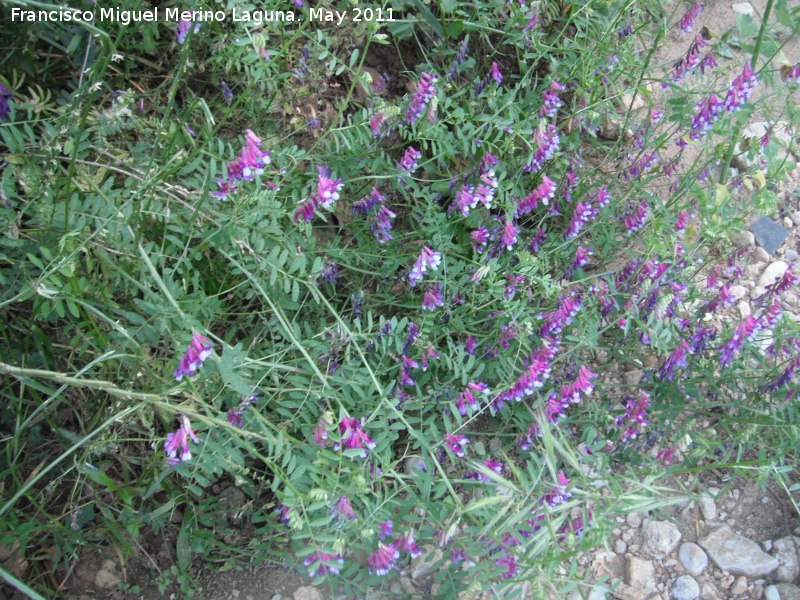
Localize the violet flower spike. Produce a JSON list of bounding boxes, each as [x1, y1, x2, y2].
[[369, 542, 400, 576], [174, 333, 213, 381], [406, 72, 438, 125], [164, 415, 200, 465], [304, 552, 343, 578], [680, 2, 702, 35]]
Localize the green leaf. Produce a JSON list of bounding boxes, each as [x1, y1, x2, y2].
[[440, 0, 456, 14], [176, 524, 193, 571], [218, 344, 253, 396]]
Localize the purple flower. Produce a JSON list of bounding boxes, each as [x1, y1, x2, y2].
[[593, 187, 610, 208], [174, 333, 213, 381], [465, 335, 478, 355], [502, 221, 519, 251], [496, 553, 518, 579], [444, 433, 470, 457], [675, 211, 690, 232], [525, 124, 560, 173], [396, 528, 422, 558], [420, 345, 440, 371], [331, 495, 356, 523], [475, 63, 503, 95], [516, 175, 556, 217], [316, 166, 343, 209], [409, 246, 442, 287], [528, 228, 547, 254], [335, 416, 376, 458], [318, 261, 339, 286], [719, 316, 761, 368], [398, 146, 422, 179], [403, 322, 419, 354], [690, 93, 724, 139], [174, 19, 200, 44], [722, 62, 759, 114], [680, 2, 702, 35], [371, 205, 396, 244], [422, 285, 444, 311], [564, 202, 598, 239], [454, 381, 489, 415], [379, 520, 394, 540], [240, 129, 271, 180], [560, 365, 597, 403], [447, 40, 470, 81], [211, 178, 237, 200], [658, 340, 694, 381], [369, 542, 400, 576], [164, 415, 200, 465], [352, 188, 386, 214], [471, 227, 490, 253], [570, 246, 593, 272], [406, 72, 438, 124], [221, 81, 234, 106], [0, 84, 12, 122], [539, 293, 582, 337], [543, 470, 572, 507], [313, 419, 328, 447], [616, 391, 651, 442], [786, 63, 800, 84], [304, 552, 343, 578], [540, 81, 565, 118], [700, 53, 718, 74], [623, 200, 649, 233], [275, 505, 291, 526], [400, 355, 419, 387], [228, 409, 243, 428]]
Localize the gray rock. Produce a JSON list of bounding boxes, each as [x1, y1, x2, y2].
[[745, 263, 766, 279], [671, 575, 700, 600], [410, 545, 442, 579], [752, 286, 767, 300], [758, 261, 790, 288], [642, 520, 682, 559], [786, 250, 798, 261], [767, 584, 800, 600], [627, 513, 642, 529], [679, 542, 709, 576], [294, 587, 324, 600], [699, 524, 779, 577], [751, 217, 789, 255], [624, 369, 644, 386], [588, 583, 610, 600], [598, 116, 621, 140], [729, 286, 748, 301], [731, 576, 748, 595], [615, 539, 628, 555], [755, 246, 772, 263], [699, 492, 717, 521], [94, 560, 122, 590], [218, 486, 246, 511], [733, 231, 755, 248], [625, 556, 656, 597], [774, 537, 800, 582]]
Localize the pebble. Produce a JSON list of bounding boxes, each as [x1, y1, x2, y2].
[[774, 537, 800, 582], [751, 217, 789, 255], [671, 575, 700, 600], [700, 491, 718, 521], [624, 369, 644, 386], [733, 230, 755, 247], [767, 583, 800, 600], [588, 583, 610, 600], [754, 247, 771, 262], [786, 250, 799, 261], [758, 261, 789, 288], [679, 542, 709, 576], [752, 286, 767, 300], [626, 556, 657, 597], [643, 520, 682, 559], [293, 587, 323, 600], [731, 576, 749, 595], [616, 540, 628, 555], [699, 525, 779, 577], [729, 285, 748, 301], [784, 217, 794, 229], [627, 513, 642, 529], [732, 2, 755, 15], [738, 301, 752, 318]]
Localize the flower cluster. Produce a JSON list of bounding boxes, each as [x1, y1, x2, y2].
[[228, 393, 257, 428], [294, 166, 344, 223], [475, 63, 503, 96], [525, 124, 560, 173], [164, 415, 200, 466], [447, 40, 470, 81], [454, 169, 498, 216], [212, 129, 271, 200], [540, 81, 565, 118], [0, 84, 12, 122], [718, 316, 761, 368], [174, 333, 213, 381], [516, 176, 556, 217], [564, 201, 599, 239], [406, 72, 438, 124], [304, 552, 344, 579], [351, 188, 396, 244], [454, 381, 490, 415], [616, 391, 651, 442], [680, 2, 702, 35], [690, 63, 759, 138], [174, 19, 200, 44], [422, 285, 444, 311], [334, 416, 376, 458], [409, 246, 442, 287]]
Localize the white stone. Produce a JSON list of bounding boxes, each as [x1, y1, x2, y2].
[[679, 542, 709, 576], [700, 492, 717, 521], [732, 2, 754, 15], [294, 587, 324, 600], [643, 520, 683, 559], [729, 286, 748, 301], [765, 585, 780, 600], [616, 539, 628, 555], [671, 575, 700, 600], [752, 286, 767, 300], [758, 261, 789, 288], [627, 513, 642, 529], [588, 583, 610, 600], [626, 556, 657, 597], [733, 231, 755, 247], [738, 301, 752, 319], [774, 537, 800, 582], [699, 525, 779, 577], [754, 247, 771, 262], [731, 576, 748, 595]]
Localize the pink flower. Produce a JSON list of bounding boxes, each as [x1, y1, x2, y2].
[[396, 528, 423, 558], [174, 19, 200, 44], [240, 129, 271, 180], [379, 520, 394, 540], [616, 391, 651, 442], [722, 62, 759, 114], [680, 2, 702, 35], [525, 124, 560, 173], [174, 333, 213, 381], [560, 365, 597, 403], [471, 227, 490, 253], [422, 285, 444, 311], [331, 495, 356, 523], [502, 221, 519, 251], [444, 433, 470, 457], [540, 81, 565, 118], [369, 542, 400, 576], [164, 415, 200, 465], [406, 72, 438, 124], [335, 416, 376, 458], [313, 419, 328, 448], [304, 552, 344, 578], [409, 246, 442, 286]]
